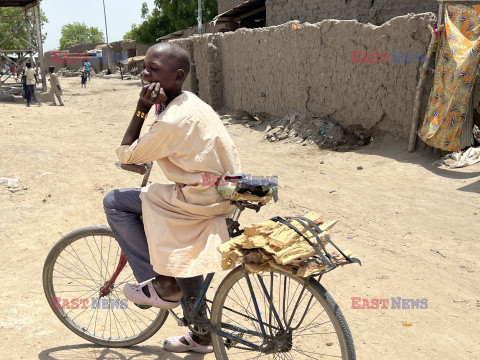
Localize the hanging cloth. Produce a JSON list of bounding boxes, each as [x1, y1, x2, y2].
[[418, 3, 480, 152]]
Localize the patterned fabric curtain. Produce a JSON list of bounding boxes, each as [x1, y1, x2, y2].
[[418, 3, 480, 152]]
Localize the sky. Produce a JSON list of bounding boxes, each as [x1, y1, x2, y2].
[[40, 0, 156, 51]]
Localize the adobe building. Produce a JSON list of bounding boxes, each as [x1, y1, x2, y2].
[[215, 0, 438, 27], [168, 1, 450, 141]]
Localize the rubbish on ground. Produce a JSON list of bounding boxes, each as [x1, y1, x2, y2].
[[430, 249, 446, 258], [0, 177, 20, 188], [435, 146, 480, 168]]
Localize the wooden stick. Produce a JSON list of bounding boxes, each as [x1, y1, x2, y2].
[[407, 24, 438, 153]]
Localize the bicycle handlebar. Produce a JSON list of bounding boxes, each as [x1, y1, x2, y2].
[[115, 161, 149, 175]]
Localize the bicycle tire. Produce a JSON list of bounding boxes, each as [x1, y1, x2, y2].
[[210, 266, 356, 359], [43, 226, 168, 347]]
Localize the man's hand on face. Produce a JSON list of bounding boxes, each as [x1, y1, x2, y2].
[[139, 82, 167, 108]]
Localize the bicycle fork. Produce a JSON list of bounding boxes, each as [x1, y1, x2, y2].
[[99, 252, 128, 297]]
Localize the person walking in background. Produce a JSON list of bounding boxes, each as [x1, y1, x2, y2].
[[48, 66, 64, 106], [21, 70, 28, 100], [25, 62, 41, 107], [83, 59, 92, 81], [80, 71, 87, 88]]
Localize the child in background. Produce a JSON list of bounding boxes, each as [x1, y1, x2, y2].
[[81, 71, 87, 88]]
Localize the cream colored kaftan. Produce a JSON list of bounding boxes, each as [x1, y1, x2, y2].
[[116, 91, 241, 277]]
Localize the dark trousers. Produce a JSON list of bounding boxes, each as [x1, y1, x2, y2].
[[26, 85, 34, 104], [103, 188, 204, 299], [26, 85, 40, 104]]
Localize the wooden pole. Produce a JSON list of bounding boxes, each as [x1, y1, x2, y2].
[[33, 5, 46, 92], [407, 25, 438, 153], [434, 1, 444, 70]]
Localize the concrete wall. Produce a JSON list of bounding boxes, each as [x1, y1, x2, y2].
[[218, 0, 248, 14], [266, 0, 439, 26], [171, 13, 437, 138]]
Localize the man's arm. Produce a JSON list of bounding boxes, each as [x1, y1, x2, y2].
[[121, 100, 151, 145], [121, 82, 166, 146], [54, 75, 62, 91]]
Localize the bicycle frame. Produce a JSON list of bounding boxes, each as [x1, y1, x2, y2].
[[107, 162, 304, 352]]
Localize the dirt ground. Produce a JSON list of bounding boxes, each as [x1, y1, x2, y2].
[[0, 77, 479, 360]]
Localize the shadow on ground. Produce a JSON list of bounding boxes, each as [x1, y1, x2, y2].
[[221, 111, 480, 193], [38, 343, 207, 360]]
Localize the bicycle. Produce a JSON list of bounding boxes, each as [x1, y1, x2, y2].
[[43, 162, 360, 359]]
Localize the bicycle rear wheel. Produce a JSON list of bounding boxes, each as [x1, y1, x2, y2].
[[42, 226, 168, 347], [210, 266, 356, 359]]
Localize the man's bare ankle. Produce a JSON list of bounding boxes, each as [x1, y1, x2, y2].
[[152, 277, 183, 301]]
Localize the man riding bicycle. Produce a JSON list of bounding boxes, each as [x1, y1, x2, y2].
[[103, 42, 241, 353]]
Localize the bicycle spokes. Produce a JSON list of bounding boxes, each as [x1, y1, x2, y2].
[[212, 269, 347, 359]]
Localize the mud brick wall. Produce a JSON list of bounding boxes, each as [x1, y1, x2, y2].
[[218, 0, 247, 14], [192, 35, 224, 108], [266, 0, 438, 26], [172, 38, 198, 94], [136, 44, 151, 56], [172, 13, 436, 138]]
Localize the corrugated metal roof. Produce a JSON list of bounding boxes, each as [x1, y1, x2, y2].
[[157, 29, 185, 41], [212, 0, 265, 24]]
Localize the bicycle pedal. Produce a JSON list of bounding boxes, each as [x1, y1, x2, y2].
[[134, 303, 152, 310]]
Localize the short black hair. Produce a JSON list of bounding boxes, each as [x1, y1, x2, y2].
[[26, 62, 32, 68], [49, 66, 55, 72], [150, 42, 190, 76]]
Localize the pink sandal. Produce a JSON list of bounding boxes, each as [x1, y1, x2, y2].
[[123, 279, 181, 309], [163, 332, 214, 353]]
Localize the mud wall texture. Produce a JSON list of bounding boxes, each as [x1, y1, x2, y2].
[[266, 0, 439, 26], [172, 38, 198, 94], [218, 0, 248, 14], [171, 13, 436, 138]]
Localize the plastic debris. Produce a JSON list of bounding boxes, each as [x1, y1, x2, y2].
[[0, 177, 20, 188]]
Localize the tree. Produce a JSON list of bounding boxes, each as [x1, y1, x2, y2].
[[58, 22, 105, 50], [0, 7, 48, 51], [141, 2, 149, 19], [154, 0, 217, 32], [124, 8, 174, 44], [123, 0, 218, 45]]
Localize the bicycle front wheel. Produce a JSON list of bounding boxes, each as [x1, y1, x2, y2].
[[210, 266, 356, 359], [43, 226, 168, 347]]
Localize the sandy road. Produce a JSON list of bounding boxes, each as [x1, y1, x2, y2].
[[0, 77, 479, 359]]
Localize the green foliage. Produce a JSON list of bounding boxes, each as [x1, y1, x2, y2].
[[58, 22, 105, 50], [123, 8, 174, 44], [141, 2, 149, 19], [154, 0, 218, 31], [0, 7, 48, 51], [123, 0, 218, 45]]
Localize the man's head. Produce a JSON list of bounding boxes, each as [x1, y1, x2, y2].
[[141, 42, 190, 96], [26, 62, 32, 69], [49, 66, 55, 74]]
